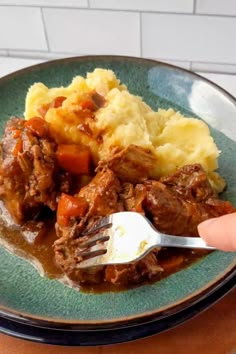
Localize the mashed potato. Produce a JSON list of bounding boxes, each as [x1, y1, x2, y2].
[[25, 68, 225, 192]]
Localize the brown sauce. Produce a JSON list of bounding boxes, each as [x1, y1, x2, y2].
[[0, 215, 62, 279], [0, 203, 208, 293]]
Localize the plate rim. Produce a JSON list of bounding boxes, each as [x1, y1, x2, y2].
[[0, 54, 235, 328], [0, 261, 236, 329], [0, 255, 235, 328], [1, 276, 235, 346], [0, 54, 236, 104]]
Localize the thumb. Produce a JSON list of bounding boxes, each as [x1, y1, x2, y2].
[[198, 213, 236, 252]]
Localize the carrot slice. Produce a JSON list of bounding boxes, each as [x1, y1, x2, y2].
[[52, 96, 67, 108], [80, 92, 105, 111], [38, 96, 66, 118], [57, 193, 88, 226], [80, 99, 97, 111], [25, 117, 48, 137], [56, 144, 91, 175]]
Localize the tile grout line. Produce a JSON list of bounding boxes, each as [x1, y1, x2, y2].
[[3, 50, 236, 75], [87, 0, 90, 8], [2, 49, 236, 75], [40, 7, 50, 52], [141, 10, 236, 18], [193, 0, 197, 14], [5, 48, 236, 70], [193, 68, 236, 75], [0, 4, 236, 18], [0, 49, 9, 56], [154, 57, 236, 68], [3, 55, 236, 75], [139, 12, 143, 57]]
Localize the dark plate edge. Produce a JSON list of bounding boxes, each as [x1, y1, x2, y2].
[[1, 264, 235, 330], [0, 55, 235, 104], [0, 274, 235, 346]]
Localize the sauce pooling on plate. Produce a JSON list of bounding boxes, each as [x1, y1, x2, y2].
[[0, 201, 208, 293]]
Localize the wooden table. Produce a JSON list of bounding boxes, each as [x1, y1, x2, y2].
[[0, 289, 235, 354]]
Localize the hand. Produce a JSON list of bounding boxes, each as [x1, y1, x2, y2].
[[198, 213, 236, 252]]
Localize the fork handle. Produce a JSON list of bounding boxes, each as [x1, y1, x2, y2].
[[156, 233, 216, 250]]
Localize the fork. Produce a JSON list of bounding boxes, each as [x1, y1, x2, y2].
[[77, 211, 215, 268]]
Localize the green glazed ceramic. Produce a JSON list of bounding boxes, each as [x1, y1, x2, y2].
[[0, 56, 235, 329]]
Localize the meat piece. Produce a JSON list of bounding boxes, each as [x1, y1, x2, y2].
[[160, 164, 216, 201], [0, 117, 66, 223], [144, 180, 193, 235], [54, 169, 123, 284], [79, 169, 123, 217], [120, 182, 146, 213], [97, 144, 157, 183], [54, 169, 163, 286], [144, 166, 236, 236], [54, 220, 104, 285], [105, 252, 162, 286]]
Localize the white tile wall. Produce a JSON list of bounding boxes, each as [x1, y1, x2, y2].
[[196, 0, 236, 16], [89, 0, 194, 13], [1, 0, 236, 74], [192, 62, 236, 75], [8, 49, 79, 59], [0, 56, 42, 77], [0, 0, 87, 7], [151, 58, 191, 70], [43, 8, 140, 55], [199, 72, 236, 98], [142, 13, 236, 64], [0, 6, 47, 50]]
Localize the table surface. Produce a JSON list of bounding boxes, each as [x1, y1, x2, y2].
[[0, 57, 235, 354]]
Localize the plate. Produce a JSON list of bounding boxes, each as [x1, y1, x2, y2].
[[1, 273, 235, 346], [0, 56, 235, 335]]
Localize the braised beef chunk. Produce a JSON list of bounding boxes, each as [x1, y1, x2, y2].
[[144, 165, 235, 236], [160, 164, 216, 201], [54, 169, 162, 286], [79, 169, 123, 218], [54, 169, 124, 284], [53, 161, 235, 287], [0, 117, 65, 223], [97, 144, 157, 183], [105, 252, 162, 285], [144, 180, 194, 235], [120, 182, 146, 213], [54, 222, 105, 285]]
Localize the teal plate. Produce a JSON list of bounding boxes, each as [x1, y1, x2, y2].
[[1, 276, 235, 346], [0, 56, 235, 329]]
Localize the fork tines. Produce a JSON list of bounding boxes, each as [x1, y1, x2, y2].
[[77, 227, 110, 262], [77, 247, 107, 261], [78, 233, 110, 250], [81, 215, 112, 236]]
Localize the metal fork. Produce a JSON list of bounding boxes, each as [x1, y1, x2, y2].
[[77, 211, 215, 268]]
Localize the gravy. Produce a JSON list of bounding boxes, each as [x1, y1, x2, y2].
[[0, 207, 207, 293]]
